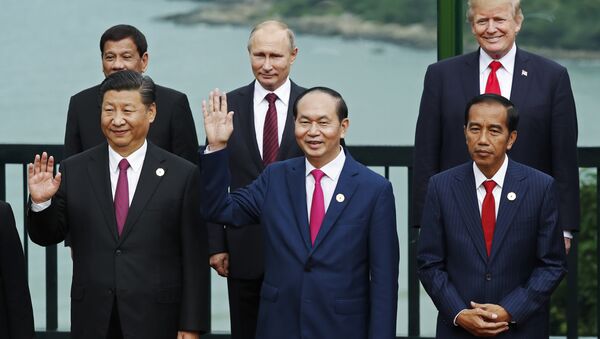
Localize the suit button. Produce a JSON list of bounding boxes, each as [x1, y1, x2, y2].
[[107, 289, 114, 295], [485, 273, 492, 281], [304, 259, 312, 272], [115, 249, 122, 256]]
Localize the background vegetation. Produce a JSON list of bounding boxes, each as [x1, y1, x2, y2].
[[272, 0, 600, 51]]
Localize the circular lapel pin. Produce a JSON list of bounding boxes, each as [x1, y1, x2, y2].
[[156, 168, 165, 177], [507, 192, 516, 201], [336, 193, 345, 202]]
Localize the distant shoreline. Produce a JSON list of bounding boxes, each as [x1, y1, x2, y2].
[[159, 1, 600, 60]]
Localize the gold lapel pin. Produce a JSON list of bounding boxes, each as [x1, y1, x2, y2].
[[507, 192, 516, 201], [336, 193, 345, 202], [156, 168, 165, 177]]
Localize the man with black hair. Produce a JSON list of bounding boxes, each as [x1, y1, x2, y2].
[[64, 24, 198, 163]]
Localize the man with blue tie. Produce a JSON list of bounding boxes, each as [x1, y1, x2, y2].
[[199, 87, 399, 338], [417, 94, 567, 338], [412, 0, 579, 253]]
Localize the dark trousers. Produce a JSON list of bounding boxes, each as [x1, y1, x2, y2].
[[106, 299, 123, 339], [227, 276, 262, 339]]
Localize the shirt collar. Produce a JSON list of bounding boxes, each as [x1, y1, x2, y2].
[[479, 43, 517, 75], [305, 146, 346, 181], [253, 78, 292, 106], [473, 155, 509, 189], [108, 140, 147, 174]]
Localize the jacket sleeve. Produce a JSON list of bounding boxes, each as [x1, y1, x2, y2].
[[549, 68, 580, 231], [417, 177, 469, 323], [0, 202, 35, 338], [171, 93, 200, 164], [368, 182, 399, 338], [179, 167, 210, 333], [499, 180, 567, 322], [412, 64, 443, 227]]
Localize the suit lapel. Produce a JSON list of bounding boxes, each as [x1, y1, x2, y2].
[[118, 143, 165, 243], [311, 152, 359, 252], [237, 82, 264, 171], [489, 161, 528, 263], [285, 158, 312, 250], [452, 164, 489, 262], [86, 144, 119, 242], [509, 48, 531, 108], [278, 81, 302, 160], [461, 51, 481, 101]]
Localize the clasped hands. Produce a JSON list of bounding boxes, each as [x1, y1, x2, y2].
[[202, 88, 234, 152], [456, 301, 511, 337]]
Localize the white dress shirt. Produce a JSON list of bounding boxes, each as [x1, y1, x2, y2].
[[253, 78, 292, 157], [31, 141, 148, 211], [305, 147, 346, 216], [473, 155, 509, 217], [479, 43, 516, 99]]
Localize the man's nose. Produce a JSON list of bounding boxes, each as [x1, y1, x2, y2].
[[113, 57, 126, 70]]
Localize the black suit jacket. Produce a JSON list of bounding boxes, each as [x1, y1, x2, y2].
[[207, 80, 305, 278], [0, 201, 34, 339], [413, 48, 579, 231], [27, 143, 209, 339], [64, 83, 199, 163]]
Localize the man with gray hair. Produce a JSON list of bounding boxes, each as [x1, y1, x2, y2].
[[206, 20, 305, 338], [412, 0, 579, 252]]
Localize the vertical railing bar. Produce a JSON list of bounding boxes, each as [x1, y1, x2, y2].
[[407, 166, 420, 336]]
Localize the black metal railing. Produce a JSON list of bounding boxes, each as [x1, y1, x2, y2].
[[1, 144, 597, 339]]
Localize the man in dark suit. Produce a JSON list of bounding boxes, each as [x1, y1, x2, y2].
[[412, 0, 579, 252], [418, 94, 566, 338], [199, 87, 399, 339], [64, 24, 199, 163], [27, 71, 208, 339], [0, 201, 34, 339], [206, 20, 305, 338]]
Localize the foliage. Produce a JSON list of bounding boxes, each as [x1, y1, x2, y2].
[[271, 0, 600, 51], [550, 169, 597, 335]]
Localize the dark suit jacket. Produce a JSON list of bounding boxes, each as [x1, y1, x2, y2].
[[64, 83, 199, 163], [207, 80, 305, 278], [0, 201, 34, 339], [412, 48, 579, 231], [200, 148, 399, 339], [417, 160, 566, 338], [27, 143, 208, 339]]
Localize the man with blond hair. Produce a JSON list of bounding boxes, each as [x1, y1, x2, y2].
[[412, 0, 579, 252], [206, 20, 305, 338]]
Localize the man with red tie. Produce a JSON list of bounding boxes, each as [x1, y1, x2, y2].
[[199, 87, 399, 339], [205, 20, 306, 339], [412, 0, 579, 252], [417, 94, 567, 338], [26, 71, 208, 339]]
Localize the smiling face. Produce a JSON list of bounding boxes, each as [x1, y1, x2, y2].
[[465, 101, 517, 178], [470, 0, 522, 59], [294, 91, 348, 168], [101, 89, 156, 157], [102, 38, 148, 77], [249, 24, 298, 91]]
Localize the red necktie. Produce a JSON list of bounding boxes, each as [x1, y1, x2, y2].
[[114, 159, 130, 236], [310, 169, 326, 246], [481, 180, 496, 256], [263, 93, 279, 166], [485, 61, 502, 95]]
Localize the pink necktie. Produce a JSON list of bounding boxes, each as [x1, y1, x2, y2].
[[310, 169, 325, 245], [263, 93, 279, 166], [481, 180, 496, 256], [485, 61, 502, 95], [114, 159, 130, 236]]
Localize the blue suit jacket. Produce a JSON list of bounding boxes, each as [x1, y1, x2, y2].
[[417, 160, 566, 338], [412, 48, 579, 232], [199, 148, 399, 339]]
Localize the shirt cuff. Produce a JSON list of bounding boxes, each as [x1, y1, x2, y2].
[[453, 309, 467, 326], [31, 199, 52, 212], [563, 231, 573, 239]]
